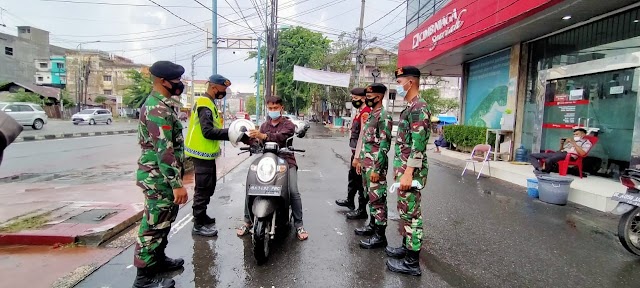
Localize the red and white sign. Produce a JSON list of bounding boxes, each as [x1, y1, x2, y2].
[[398, 0, 562, 67]]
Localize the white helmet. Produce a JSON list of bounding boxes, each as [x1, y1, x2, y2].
[[228, 119, 255, 147]]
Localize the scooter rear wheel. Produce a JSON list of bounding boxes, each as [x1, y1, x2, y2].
[[618, 206, 640, 256], [252, 218, 271, 264]]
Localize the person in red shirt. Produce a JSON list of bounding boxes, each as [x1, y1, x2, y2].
[[336, 88, 372, 221]]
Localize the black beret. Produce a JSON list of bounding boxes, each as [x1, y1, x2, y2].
[[208, 74, 231, 87], [350, 87, 366, 96], [365, 83, 387, 94], [395, 66, 421, 78], [149, 61, 185, 80]]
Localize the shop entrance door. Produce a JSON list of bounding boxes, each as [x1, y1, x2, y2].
[[541, 68, 638, 177]]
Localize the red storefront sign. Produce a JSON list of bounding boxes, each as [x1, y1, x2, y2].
[[397, 0, 562, 67]]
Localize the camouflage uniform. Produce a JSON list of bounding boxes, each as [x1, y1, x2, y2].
[[393, 96, 431, 252], [134, 91, 184, 268], [360, 107, 393, 226]]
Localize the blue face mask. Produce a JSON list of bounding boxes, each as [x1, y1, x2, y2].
[[268, 111, 281, 119], [396, 84, 408, 98]]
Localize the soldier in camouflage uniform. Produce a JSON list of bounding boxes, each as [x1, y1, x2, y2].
[[357, 83, 394, 250], [385, 66, 431, 276], [132, 61, 188, 288]]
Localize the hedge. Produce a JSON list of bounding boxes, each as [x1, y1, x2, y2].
[[443, 125, 495, 150]]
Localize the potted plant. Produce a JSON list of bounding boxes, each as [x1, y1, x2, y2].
[[501, 108, 514, 130]]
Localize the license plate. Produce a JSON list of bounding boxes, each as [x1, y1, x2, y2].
[[612, 192, 640, 206], [248, 185, 282, 196]]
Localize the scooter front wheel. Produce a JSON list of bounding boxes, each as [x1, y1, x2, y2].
[[252, 217, 271, 264], [618, 206, 640, 256]]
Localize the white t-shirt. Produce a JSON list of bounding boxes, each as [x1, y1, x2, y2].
[[563, 138, 592, 155]]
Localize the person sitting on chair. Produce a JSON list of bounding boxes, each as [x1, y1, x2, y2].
[[529, 128, 592, 174]]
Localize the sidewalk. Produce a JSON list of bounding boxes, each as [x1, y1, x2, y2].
[[0, 145, 249, 246], [16, 119, 140, 142], [427, 144, 620, 212]]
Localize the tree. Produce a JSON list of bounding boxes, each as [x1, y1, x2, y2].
[[60, 89, 75, 108], [9, 89, 45, 104], [245, 95, 256, 114], [124, 69, 152, 108], [420, 88, 459, 115], [94, 95, 108, 106], [321, 32, 358, 117], [247, 26, 331, 114]]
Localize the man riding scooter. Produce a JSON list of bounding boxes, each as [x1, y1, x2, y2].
[[235, 96, 309, 241]]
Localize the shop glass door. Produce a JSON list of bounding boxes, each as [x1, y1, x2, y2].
[[541, 68, 638, 177]]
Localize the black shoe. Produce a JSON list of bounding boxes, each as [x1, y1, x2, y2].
[[335, 199, 355, 210], [385, 245, 408, 258], [346, 208, 367, 220], [156, 256, 184, 273], [354, 216, 374, 236], [192, 224, 218, 237], [386, 250, 422, 276], [132, 268, 175, 288], [193, 215, 216, 225], [359, 225, 387, 249]]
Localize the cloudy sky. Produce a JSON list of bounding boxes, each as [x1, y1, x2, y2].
[[0, 0, 407, 93]]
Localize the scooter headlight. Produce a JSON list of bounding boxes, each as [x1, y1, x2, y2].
[[256, 157, 277, 182]]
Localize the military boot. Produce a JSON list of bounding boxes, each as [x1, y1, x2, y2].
[[354, 215, 375, 236], [386, 250, 422, 276], [359, 225, 387, 249], [192, 224, 218, 237], [335, 199, 355, 210], [156, 240, 184, 273], [132, 267, 175, 288], [385, 237, 409, 258]]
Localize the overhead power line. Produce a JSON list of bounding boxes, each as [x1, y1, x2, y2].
[[192, 0, 257, 32], [363, 0, 406, 29], [39, 0, 249, 9], [146, 0, 213, 36]]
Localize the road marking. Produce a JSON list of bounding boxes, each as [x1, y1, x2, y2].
[[12, 133, 132, 144], [126, 265, 133, 269], [170, 213, 194, 238]]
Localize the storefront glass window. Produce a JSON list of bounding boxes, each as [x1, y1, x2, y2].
[[405, 0, 452, 35]]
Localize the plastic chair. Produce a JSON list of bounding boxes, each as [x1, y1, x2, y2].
[[541, 135, 598, 178], [462, 144, 493, 179]]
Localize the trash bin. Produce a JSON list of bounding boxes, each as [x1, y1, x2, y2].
[[526, 178, 539, 198], [536, 175, 574, 205]]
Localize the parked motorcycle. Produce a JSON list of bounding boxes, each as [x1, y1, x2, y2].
[[230, 119, 309, 263], [610, 169, 640, 255]]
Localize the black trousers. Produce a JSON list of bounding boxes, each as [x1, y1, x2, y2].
[[530, 151, 567, 172], [192, 158, 217, 224], [348, 150, 367, 207]]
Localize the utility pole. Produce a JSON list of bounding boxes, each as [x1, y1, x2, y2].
[[353, 0, 366, 87], [255, 37, 262, 124], [212, 0, 218, 75]]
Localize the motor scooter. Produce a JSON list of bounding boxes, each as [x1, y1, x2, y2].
[[238, 122, 308, 263], [610, 169, 640, 255]]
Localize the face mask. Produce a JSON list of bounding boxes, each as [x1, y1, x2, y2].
[[215, 91, 227, 99], [352, 100, 363, 109], [268, 111, 281, 119], [165, 80, 184, 96], [396, 81, 410, 98], [573, 136, 581, 141], [365, 97, 379, 108]]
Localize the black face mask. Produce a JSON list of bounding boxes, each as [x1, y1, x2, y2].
[[165, 80, 184, 96], [352, 100, 363, 109], [365, 97, 379, 108], [215, 91, 227, 99]]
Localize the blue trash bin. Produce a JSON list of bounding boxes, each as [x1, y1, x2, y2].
[[527, 178, 539, 198]]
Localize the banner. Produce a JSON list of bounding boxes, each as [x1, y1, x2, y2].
[[293, 66, 350, 88]]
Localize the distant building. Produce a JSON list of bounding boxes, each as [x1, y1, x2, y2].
[[34, 55, 67, 88], [0, 26, 68, 85]]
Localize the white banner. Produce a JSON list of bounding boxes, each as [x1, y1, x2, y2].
[[293, 65, 350, 88]]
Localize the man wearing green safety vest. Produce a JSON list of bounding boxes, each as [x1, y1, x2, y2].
[[185, 74, 250, 237]]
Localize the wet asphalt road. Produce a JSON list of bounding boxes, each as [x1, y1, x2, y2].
[[76, 125, 640, 288]]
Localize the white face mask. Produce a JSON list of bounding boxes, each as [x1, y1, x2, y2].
[[573, 136, 581, 141]]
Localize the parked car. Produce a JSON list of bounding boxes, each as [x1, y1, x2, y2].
[[0, 102, 48, 130], [72, 108, 113, 125], [249, 114, 257, 123], [235, 112, 250, 120]]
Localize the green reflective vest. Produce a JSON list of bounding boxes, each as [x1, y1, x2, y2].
[[185, 96, 222, 160]]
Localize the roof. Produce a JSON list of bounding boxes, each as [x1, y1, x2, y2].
[[0, 82, 61, 100]]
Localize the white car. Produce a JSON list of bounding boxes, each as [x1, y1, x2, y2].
[[0, 102, 48, 130], [72, 108, 113, 125]]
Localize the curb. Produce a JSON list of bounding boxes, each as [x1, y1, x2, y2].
[[15, 129, 138, 142]]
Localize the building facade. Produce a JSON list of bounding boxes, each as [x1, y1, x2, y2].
[[397, 0, 640, 182], [0, 26, 68, 85], [35, 55, 67, 88], [65, 51, 146, 107]]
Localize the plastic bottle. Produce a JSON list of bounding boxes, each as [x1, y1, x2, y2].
[[515, 145, 527, 162]]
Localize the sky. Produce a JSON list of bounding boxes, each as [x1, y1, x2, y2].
[[0, 0, 408, 94]]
